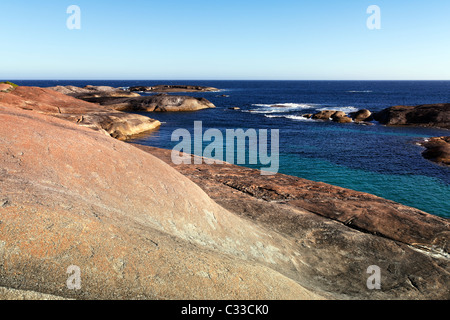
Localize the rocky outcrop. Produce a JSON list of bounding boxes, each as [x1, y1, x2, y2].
[[48, 85, 141, 99], [331, 111, 352, 123], [0, 89, 449, 300], [134, 146, 450, 300], [420, 136, 450, 166], [373, 104, 450, 129], [312, 110, 353, 123], [350, 109, 373, 122], [312, 110, 336, 120], [1, 104, 448, 300], [0, 86, 160, 140], [48, 85, 216, 112], [129, 85, 219, 93], [84, 94, 216, 112], [0, 106, 324, 300], [0, 84, 14, 93]]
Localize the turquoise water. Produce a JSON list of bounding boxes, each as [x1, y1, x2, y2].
[[278, 154, 450, 218], [15, 80, 450, 218]]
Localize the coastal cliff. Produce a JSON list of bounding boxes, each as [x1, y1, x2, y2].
[[0, 86, 448, 300]]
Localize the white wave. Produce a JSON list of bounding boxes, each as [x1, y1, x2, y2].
[[346, 90, 373, 93], [248, 102, 319, 114], [252, 103, 319, 108], [317, 106, 359, 113], [246, 109, 286, 114], [264, 114, 316, 121]]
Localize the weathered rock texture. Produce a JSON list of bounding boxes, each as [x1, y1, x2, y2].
[[312, 110, 353, 123], [0, 91, 448, 300], [48, 85, 216, 112], [374, 104, 450, 129], [134, 145, 450, 300], [0, 86, 160, 140], [350, 109, 373, 122], [0, 84, 14, 93], [83, 94, 216, 112], [0, 106, 322, 300], [420, 136, 450, 166], [48, 85, 141, 99]]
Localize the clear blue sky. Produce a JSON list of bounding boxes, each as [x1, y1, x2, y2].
[[1, 0, 449, 80]]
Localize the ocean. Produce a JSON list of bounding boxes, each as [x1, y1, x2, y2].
[[13, 80, 450, 218]]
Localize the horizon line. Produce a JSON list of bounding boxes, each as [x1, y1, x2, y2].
[[6, 79, 450, 82]]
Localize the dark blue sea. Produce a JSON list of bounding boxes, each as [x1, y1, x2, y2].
[[14, 80, 450, 218]]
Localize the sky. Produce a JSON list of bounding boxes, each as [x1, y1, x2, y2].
[[0, 0, 449, 80]]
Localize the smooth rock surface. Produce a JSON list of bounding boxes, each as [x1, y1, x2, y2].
[[84, 94, 216, 112], [0, 86, 160, 140], [351, 109, 373, 122], [0, 106, 323, 300], [420, 136, 450, 166], [1, 91, 448, 300], [134, 145, 450, 300]]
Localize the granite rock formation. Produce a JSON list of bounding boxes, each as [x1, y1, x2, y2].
[[133, 146, 450, 300], [350, 109, 373, 122], [312, 110, 353, 123], [48, 85, 141, 99], [0, 87, 448, 300], [83, 94, 216, 112], [373, 104, 450, 129], [0, 106, 323, 300], [0, 86, 160, 140], [420, 136, 450, 166], [129, 85, 219, 93], [0, 84, 14, 93]]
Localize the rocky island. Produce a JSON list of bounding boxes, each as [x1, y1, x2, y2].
[[0, 84, 449, 300], [373, 104, 450, 129], [128, 84, 219, 93], [48, 85, 217, 112], [420, 136, 450, 166], [302, 105, 449, 165]]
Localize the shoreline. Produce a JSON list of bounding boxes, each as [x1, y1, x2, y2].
[[0, 83, 449, 300]]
